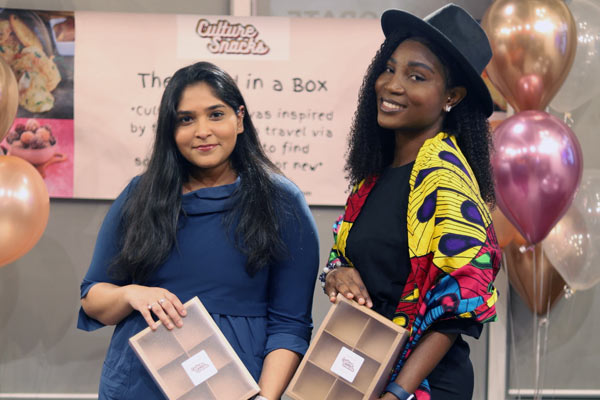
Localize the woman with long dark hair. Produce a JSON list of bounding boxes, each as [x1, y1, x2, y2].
[[79, 61, 319, 400], [321, 5, 501, 400]]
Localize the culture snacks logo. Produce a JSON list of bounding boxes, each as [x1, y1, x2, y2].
[[341, 357, 355, 372], [191, 362, 210, 373], [195, 19, 270, 55]]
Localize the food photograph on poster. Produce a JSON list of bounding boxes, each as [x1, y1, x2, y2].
[[0, 9, 73, 117], [0, 8, 74, 197]]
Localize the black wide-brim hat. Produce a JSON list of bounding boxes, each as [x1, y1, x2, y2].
[[381, 3, 493, 117]]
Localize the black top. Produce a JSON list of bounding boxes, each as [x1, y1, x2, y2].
[[346, 163, 414, 320], [346, 163, 481, 399]]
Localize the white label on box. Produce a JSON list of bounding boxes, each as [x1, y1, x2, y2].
[[330, 346, 364, 383], [181, 350, 218, 386]]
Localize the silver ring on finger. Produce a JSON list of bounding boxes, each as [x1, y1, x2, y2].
[[148, 302, 157, 310], [159, 298, 166, 304]]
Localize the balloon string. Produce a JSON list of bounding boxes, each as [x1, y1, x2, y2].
[[532, 245, 540, 400], [538, 246, 552, 398], [505, 253, 522, 400]]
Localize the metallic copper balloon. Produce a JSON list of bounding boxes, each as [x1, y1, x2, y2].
[[0, 156, 49, 267], [0, 57, 18, 142], [482, 0, 577, 111], [512, 230, 529, 247], [492, 111, 583, 244], [491, 206, 517, 248], [504, 241, 565, 315]]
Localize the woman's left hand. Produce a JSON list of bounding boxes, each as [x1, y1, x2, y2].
[[122, 284, 187, 330]]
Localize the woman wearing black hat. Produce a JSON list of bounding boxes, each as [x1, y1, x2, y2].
[[321, 4, 501, 400]]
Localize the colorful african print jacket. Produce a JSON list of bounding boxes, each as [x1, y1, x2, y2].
[[326, 132, 501, 399]]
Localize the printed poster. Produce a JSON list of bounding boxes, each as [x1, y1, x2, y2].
[[74, 12, 382, 204], [1, 8, 383, 204]]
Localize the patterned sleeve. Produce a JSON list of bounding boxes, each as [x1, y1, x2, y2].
[[317, 181, 363, 289], [407, 136, 501, 326], [391, 134, 501, 393], [327, 212, 349, 267], [429, 171, 501, 324], [318, 213, 349, 288], [319, 177, 382, 290]]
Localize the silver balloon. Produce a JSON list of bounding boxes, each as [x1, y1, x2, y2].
[[544, 169, 600, 290], [551, 0, 600, 112]]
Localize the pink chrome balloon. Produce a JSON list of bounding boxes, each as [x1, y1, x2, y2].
[[482, 0, 577, 112], [492, 110, 583, 244]]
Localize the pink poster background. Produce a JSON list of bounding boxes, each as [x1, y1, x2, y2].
[[74, 12, 382, 204]]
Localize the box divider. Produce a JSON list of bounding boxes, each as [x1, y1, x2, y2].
[[354, 318, 382, 360], [307, 359, 367, 396]]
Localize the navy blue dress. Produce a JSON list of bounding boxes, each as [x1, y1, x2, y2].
[[78, 175, 319, 399]]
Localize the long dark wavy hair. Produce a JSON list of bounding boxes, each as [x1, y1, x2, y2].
[[110, 62, 286, 282], [346, 31, 495, 205]]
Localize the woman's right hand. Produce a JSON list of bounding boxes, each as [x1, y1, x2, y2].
[[324, 268, 373, 308], [124, 285, 187, 330]]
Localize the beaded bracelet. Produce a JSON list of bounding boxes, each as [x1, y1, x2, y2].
[[318, 258, 344, 293]]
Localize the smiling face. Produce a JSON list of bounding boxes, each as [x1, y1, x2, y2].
[[174, 82, 244, 187], [375, 39, 460, 137]]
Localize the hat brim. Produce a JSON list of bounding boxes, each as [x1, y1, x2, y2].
[[381, 9, 493, 117]]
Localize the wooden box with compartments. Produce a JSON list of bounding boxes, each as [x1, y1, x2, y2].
[[286, 294, 409, 400], [129, 296, 260, 400]]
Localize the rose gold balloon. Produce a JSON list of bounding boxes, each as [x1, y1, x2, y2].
[[515, 74, 545, 111], [0, 57, 18, 142], [0, 156, 49, 267], [482, 0, 576, 112]]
